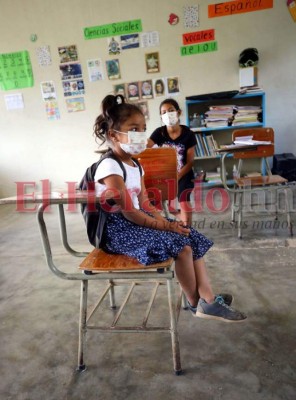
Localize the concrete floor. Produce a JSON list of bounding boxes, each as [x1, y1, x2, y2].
[[1, 201, 296, 400]]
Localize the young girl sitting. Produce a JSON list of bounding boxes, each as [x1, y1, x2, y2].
[[91, 94, 246, 322]]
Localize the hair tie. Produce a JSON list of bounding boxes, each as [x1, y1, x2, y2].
[[115, 94, 124, 105]]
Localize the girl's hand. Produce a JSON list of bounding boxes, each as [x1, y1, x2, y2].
[[167, 220, 190, 236]]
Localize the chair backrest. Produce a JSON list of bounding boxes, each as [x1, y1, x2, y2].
[[134, 147, 178, 205], [232, 127, 275, 159]]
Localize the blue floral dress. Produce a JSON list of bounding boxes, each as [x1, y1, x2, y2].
[[102, 210, 213, 266]]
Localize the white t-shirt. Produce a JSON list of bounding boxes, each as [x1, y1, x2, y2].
[[94, 158, 143, 209]]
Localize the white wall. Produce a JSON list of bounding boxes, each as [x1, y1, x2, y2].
[[1, 0, 296, 196]]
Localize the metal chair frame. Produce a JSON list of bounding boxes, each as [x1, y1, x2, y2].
[[220, 127, 293, 239]]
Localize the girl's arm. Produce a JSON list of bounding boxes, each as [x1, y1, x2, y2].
[[147, 138, 155, 148], [178, 145, 195, 180], [102, 174, 190, 235]]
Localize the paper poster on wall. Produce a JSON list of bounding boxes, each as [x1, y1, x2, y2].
[[4, 93, 24, 110], [62, 79, 85, 96], [181, 41, 218, 56], [106, 59, 121, 80], [45, 101, 60, 120], [121, 34, 140, 50], [167, 77, 180, 95], [87, 59, 104, 82], [126, 82, 140, 101], [108, 37, 121, 55], [66, 97, 85, 112], [208, 0, 273, 18], [84, 19, 142, 40], [59, 62, 82, 80], [36, 46, 52, 66], [0, 51, 34, 91], [183, 5, 199, 28], [40, 81, 57, 101], [140, 80, 153, 99], [58, 45, 78, 63], [113, 83, 126, 98], [153, 78, 166, 97], [145, 52, 160, 73], [140, 31, 159, 48]]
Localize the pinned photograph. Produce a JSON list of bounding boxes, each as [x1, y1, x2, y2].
[[60, 62, 82, 80], [145, 52, 160, 73], [113, 83, 126, 99], [106, 59, 121, 80], [58, 45, 78, 63], [153, 78, 166, 97], [167, 76, 180, 95], [127, 82, 140, 101], [140, 80, 153, 99], [121, 34, 140, 50]]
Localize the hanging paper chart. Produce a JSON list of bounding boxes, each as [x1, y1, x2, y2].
[[0, 50, 34, 91]]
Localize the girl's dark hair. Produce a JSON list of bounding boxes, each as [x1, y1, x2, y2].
[[159, 98, 181, 114], [93, 94, 143, 145]]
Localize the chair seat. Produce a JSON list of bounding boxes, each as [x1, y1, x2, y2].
[[79, 248, 174, 272], [235, 174, 287, 188]]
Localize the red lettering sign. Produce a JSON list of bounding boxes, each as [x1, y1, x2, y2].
[[208, 0, 273, 18], [182, 29, 215, 45]]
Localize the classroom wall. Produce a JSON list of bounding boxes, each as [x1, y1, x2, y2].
[[0, 0, 296, 197]]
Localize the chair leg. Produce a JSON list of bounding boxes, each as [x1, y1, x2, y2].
[[77, 280, 88, 372], [231, 192, 237, 223], [166, 278, 182, 375], [108, 279, 116, 309], [284, 188, 293, 237], [238, 192, 243, 239]]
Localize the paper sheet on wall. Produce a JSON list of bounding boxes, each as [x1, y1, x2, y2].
[[183, 5, 199, 28], [140, 31, 159, 48], [45, 101, 60, 120], [4, 93, 24, 110], [87, 59, 104, 82], [66, 97, 85, 112], [36, 46, 52, 66], [40, 81, 57, 101], [0, 50, 34, 91]]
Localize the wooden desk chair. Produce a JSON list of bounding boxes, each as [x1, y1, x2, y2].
[[221, 127, 293, 238], [37, 148, 183, 374]]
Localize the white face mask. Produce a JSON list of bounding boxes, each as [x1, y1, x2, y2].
[[114, 130, 147, 155], [119, 142, 146, 154], [161, 111, 179, 127]]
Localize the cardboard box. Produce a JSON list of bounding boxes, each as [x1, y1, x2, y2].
[[239, 66, 258, 88]]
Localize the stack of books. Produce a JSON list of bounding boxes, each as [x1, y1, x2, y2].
[[195, 134, 218, 157], [232, 105, 262, 126], [204, 105, 235, 128]]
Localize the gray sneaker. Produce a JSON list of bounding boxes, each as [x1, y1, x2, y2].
[[195, 295, 247, 322], [187, 293, 233, 314]]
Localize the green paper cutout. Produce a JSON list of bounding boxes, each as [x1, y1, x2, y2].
[[84, 19, 142, 40], [180, 41, 218, 56], [0, 50, 34, 91]]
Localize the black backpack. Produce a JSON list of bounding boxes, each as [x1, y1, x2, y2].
[[79, 150, 142, 248]]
